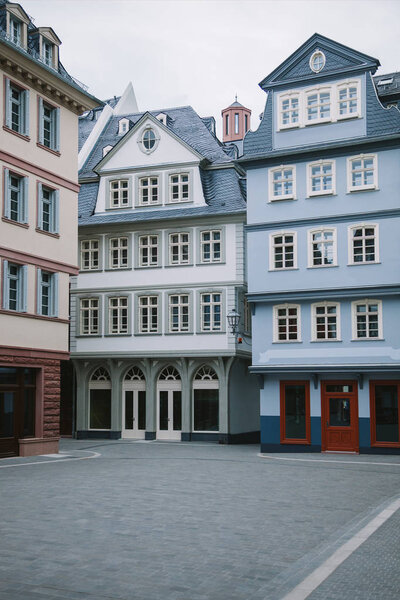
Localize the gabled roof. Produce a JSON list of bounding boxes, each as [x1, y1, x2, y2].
[[259, 33, 380, 90], [80, 105, 232, 178], [94, 111, 205, 174]]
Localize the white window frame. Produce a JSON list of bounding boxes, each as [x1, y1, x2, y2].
[[351, 299, 383, 341], [337, 80, 361, 120], [168, 172, 190, 203], [309, 50, 326, 73], [311, 302, 341, 342], [37, 269, 58, 317], [138, 295, 159, 334], [41, 38, 54, 67], [79, 297, 100, 335], [348, 224, 379, 265], [38, 183, 59, 234], [168, 294, 190, 333], [137, 126, 160, 154], [200, 292, 222, 332], [307, 228, 337, 268], [80, 239, 100, 271], [169, 232, 190, 266], [273, 304, 301, 343], [3, 169, 28, 224], [109, 179, 130, 209], [347, 154, 378, 192], [108, 237, 129, 270], [278, 92, 301, 130], [138, 176, 160, 206], [268, 165, 296, 201], [108, 296, 129, 335], [118, 118, 129, 136], [269, 231, 297, 271], [200, 229, 222, 264], [138, 234, 159, 267], [305, 86, 331, 125], [9, 16, 22, 46], [306, 160, 336, 197]]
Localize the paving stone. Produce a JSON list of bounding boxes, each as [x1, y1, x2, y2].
[[0, 441, 399, 599]]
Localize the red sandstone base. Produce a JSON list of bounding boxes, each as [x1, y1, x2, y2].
[[18, 438, 60, 457]]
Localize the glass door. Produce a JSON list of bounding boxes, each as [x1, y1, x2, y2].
[[157, 388, 182, 440], [0, 391, 18, 457], [122, 389, 146, 439]]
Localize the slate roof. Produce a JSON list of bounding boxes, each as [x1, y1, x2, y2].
[[78, 168, 246, 228], [79, 105, 232, 179], [241, 73, 400, 162]]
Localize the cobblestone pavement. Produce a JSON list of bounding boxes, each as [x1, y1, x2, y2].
[[0, 440, 399, 600]]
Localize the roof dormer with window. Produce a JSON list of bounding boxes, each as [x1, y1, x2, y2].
[[4, 2, 29, 49]]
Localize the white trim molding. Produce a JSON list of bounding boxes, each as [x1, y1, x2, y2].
[[273, 303, 301, 343], [311, 301, 341, 342], [347, 223, 379, 265], [269, 231, 298, 271], [347, 154, 378, 193], [268, 165, 296, 202], [306, 160, 336, 197], [307, 227, 337, 268], [351, 299, 383, 341]]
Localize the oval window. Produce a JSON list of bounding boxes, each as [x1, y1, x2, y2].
[[142, 129, 156, 150], [310, 51, 326, 73]]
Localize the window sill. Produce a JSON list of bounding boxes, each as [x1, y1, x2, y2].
[[347, 187, 379, 194], [3, 125, 30, 141], [371, 441, 400, 449], [135, 332, 163, 336], [166, 200, 193, 206], [307, 192, 336, 198], [80, 268, 103, 273], [307, 264, 338, 269], [104, 333, 131, 337], [75, 334, 102, 338], [165, 263, 193, 268], [351, 338, 384, 342], [280, 438, 311, 445], [268, 196, 296, 203], [347, 262, 381, 266], [36, 142, 61, 157], [135, 264, 162, 269], [1, 217, 29, 229], [36, 227, 60, 239], [165, 331, 193, 335], [305, 118, 332, 127], [196, 330, 225, 335], [277, 124, 300, 132], [135, 203, 163, 209], [268, 268, 299, 272], [196, 261, 225, 266], [105, 206, 133, 211], [272, 340, 302, 344], [105, 267, 131, 272], [310, 339, 342, 343]]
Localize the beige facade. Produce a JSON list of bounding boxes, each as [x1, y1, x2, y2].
[[0, 1, 100, 458]]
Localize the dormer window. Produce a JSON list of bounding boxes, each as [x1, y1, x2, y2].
[[337, 81, 361, 119], [118, 118, 129, 136], [103, 145, 113, 157], [157, 113, 167, 125], [10, 16, 22, 46], [310, 50, 326, 73], [138, 127, 159, 154], [42, 39, 54, 67]]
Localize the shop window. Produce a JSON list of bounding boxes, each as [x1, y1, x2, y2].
[[280, 381, 310, 444], [89, 368, 111, 430], [370, 382, 400, 447], [193, 366, 219, 432]]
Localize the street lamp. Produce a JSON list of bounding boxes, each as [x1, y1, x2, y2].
[[227, 309, 240, 335]]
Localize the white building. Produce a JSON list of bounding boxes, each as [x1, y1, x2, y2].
[[69, 90, 259, 442]]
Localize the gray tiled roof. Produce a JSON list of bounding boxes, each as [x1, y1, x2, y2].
[[374, 72, 400, 100], [79, 105, 232, 178], [78, 168, 245, 228], [242, 73, 400, 161]]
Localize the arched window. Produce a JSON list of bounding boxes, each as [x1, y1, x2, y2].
[[159, 366, 181, 381], [124, 366, 145, 381], [89, 367, 111, 430], [193, 365, 219, 432]]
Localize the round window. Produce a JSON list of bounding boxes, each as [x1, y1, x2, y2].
[[310, 50, 326, 73], [142, 129, 156, 151]]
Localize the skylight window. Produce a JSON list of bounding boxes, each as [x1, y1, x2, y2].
[[377, 78, 393, 86]]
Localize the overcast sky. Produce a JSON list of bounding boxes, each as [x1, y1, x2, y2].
[[23, 0, 400, 136]]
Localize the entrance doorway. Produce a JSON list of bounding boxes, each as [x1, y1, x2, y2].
[[0, 367, 36, 458], [157, 366, 182, 440], [321, 381, 358, 452], [122, 367, 146, 439]]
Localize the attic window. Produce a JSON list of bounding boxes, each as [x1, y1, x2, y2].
[[10, 16, 22, 46], [103, 145, 113, 157], [138, 127, 159, 154], [377, 78, 393, 86], [118, 118, 129, 135], [310, 50, 326, 74], [42, 39, 54, 67]]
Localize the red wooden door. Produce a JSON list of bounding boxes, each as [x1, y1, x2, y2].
[[321, 382, 359, 452]]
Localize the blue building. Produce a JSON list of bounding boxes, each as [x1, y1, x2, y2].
[[241, 34, 400, 454]]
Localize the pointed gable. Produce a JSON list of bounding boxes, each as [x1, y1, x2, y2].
[[260, 33, 380, 90]]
